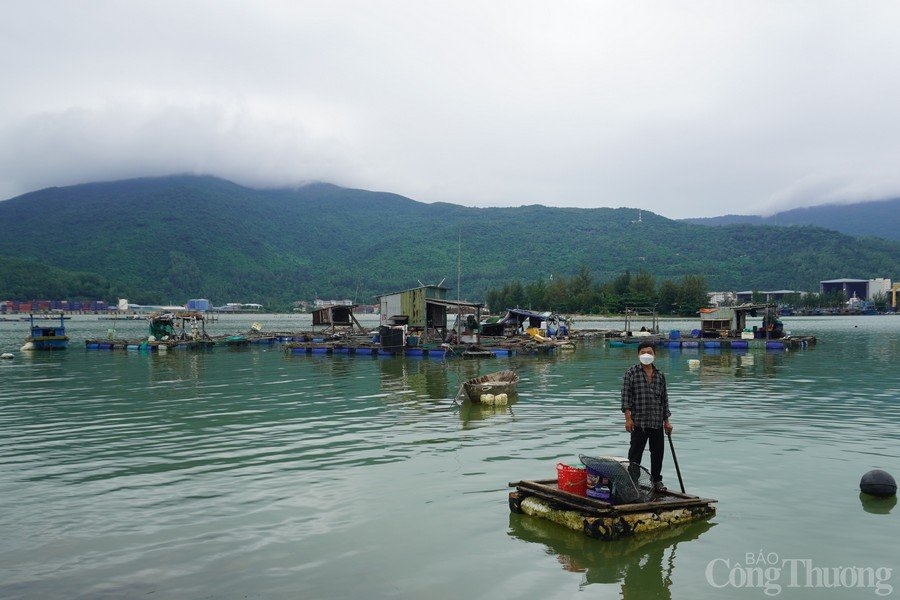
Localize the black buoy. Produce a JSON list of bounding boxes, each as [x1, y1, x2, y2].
[[860, 469, 897, 497]]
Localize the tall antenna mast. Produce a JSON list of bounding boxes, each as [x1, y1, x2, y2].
[[457, 231, 461, 305]]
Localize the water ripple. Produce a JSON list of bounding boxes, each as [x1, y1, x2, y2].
[[2, 319, 899, 598]]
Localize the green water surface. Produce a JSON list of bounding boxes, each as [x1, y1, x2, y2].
[[0, 314, 897, 599]]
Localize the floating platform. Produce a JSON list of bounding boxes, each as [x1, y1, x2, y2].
[[84, 338, 144, 351], [608, 336, 815, 351], [284, 342, 518, 357], [283, 338, 573, 358], [508, 478, 716, 541], [146, 339, 215, 351], [84, 338, 215, 351], [283, 342, 451, 357]]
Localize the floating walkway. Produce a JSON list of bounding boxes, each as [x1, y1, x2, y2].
[[283, 342, 517, 357], [283, 336, 575, 357], [84, 332, 282, 351], [608, 336, 816, 351], [83, 337, 568, 357], [84, 338, 215, 351]]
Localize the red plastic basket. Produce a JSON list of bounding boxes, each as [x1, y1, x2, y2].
[[556, 463, 587, 496]]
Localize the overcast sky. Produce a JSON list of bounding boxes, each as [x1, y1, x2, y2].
[[3, 2, 900, 218]]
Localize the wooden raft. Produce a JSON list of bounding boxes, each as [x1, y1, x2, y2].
[[509, 478, 717, 541]]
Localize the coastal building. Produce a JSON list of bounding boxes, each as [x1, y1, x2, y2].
[[187, 299, 211, 311], [707, 291, 736, 306], [212, 303, 264, 312], [868, 278, 892, 299], [733, 290, 804, 304], [820, 278, 892, 301], [314, 299, 353, 308]]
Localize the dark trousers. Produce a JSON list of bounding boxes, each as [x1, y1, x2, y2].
[[628, 426, 665, 483]]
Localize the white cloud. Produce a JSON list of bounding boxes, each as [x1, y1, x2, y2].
[[3, 1, 900, 218]]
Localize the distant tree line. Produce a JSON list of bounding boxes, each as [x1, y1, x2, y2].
[[484, 267, 709, 316], [745, 290, 892, 312], [486, 266, 894, 318]]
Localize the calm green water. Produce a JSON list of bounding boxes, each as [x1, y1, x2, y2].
[[1, 314, 898, 599]]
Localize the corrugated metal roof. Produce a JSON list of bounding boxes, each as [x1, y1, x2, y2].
[[424, 298, 484, 309], [504, 308, 552, 319], [820, 278, 868, 283], [375, 284, 450, 298]]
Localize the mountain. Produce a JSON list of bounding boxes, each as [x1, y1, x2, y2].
[[683, 198, 900, 241], [1, 175, 898, 307]]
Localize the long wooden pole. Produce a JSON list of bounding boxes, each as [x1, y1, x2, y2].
[[667, 431, 686, 493], [451, 383, 465, 407]]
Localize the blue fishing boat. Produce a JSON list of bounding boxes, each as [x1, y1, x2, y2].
[[22, 314, 69, 350]]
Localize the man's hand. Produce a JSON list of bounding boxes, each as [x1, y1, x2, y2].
[[625, 416, 634, 433], [664, 420, 673, 435]]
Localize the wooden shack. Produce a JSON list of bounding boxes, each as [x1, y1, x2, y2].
[[699, 303, 775, 338], [311, 303, 363, 332], [377, 284, 484, 342]]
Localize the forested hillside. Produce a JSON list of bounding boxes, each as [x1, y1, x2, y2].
[[684, 198, 900, 241], [0, 175, 898, 309]]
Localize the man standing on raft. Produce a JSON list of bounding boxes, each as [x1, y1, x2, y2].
[[621, 341, 672, 492]]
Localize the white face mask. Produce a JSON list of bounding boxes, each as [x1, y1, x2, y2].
[[639, 353, 654, 366]]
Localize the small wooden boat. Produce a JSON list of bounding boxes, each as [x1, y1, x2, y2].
[[463, 370, 519, 403], [508, 478, 716, 540], [21, 314, 69, 351]]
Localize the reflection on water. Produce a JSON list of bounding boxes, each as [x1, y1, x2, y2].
[[508, 512, 715, 597], [146, 351, 207, 384], [376, 356, 452, 400], [858, 492, 896, 515], [457, 398, 517, 427], [673, 347, 787, 380]]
